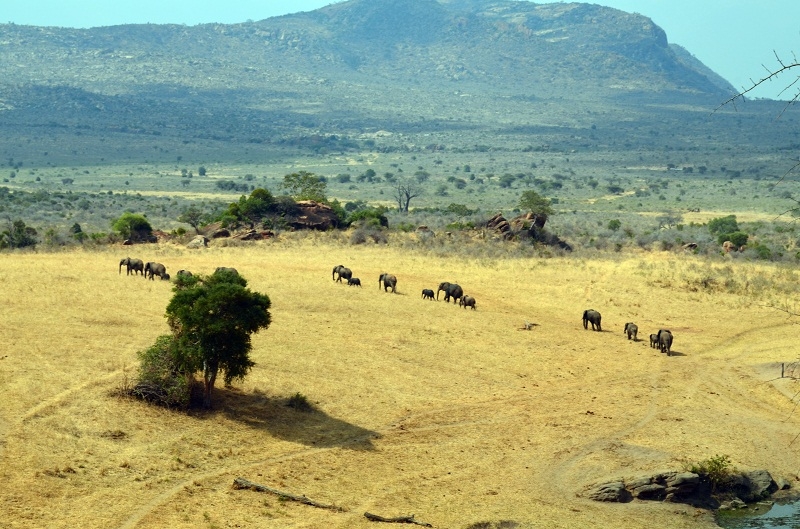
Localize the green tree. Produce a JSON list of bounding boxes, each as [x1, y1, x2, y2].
[[518, 190, 554, 217], [177, 205, 205, 234], [0, 219, 37, 249], [111, 212, 153, 242], [708, 215, 739, 237], [198, 166, 207, 176], [281, 171, 327, 202], [607, 219, 622, 232], [165, 271, 271, 408]]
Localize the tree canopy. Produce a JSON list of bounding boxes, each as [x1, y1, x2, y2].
[[156, 270, 272, 408], [518, 190, 554, 217], [281, 171, 327, 202], [111, 212, 153, 242]]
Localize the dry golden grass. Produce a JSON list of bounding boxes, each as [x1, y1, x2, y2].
[[1, 235, 799, 528]]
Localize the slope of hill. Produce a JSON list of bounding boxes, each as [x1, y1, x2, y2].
[[0, 0, 742, 163]]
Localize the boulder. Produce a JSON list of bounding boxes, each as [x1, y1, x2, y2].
[[232, 230, 274, 241], [727, 470, 778, 503], [722, 240, 736, 253], [586, 481, 632, 503], [186, 235, 209, 249], [287, 200, 340, 231]]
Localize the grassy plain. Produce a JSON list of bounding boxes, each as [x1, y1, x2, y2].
[[1, 236, 799, 529]]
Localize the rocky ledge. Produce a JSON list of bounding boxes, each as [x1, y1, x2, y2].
[[586, 469, 791, 509]]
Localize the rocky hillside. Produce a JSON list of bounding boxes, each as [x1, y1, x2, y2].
[[0, 0, 742, 162]]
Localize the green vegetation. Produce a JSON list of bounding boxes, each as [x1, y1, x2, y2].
[[518, 190, 554, 217], [135, 270, 272, 409], [111, 212, 153, 242], [684, 454, 734, 492], [0, 219, 37, 249]]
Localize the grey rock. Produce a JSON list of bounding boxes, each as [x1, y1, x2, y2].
[[776, 477, 792, 490], [587, 482, 632, 503], [631, 483, 666, 500]]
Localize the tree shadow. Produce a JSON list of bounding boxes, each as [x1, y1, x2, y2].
[[192, 387, 378, 450]]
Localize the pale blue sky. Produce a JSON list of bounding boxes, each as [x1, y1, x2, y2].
[[3, 1, 798, 99]]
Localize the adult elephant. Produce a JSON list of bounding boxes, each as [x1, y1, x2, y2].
[[658, 329, 674, 356], [582, 309, 602, 331], [459, 295, 477, 310], [437, 282, 463, 304], [144, 262, 167, 281], [332, 265, 351, 283], [215, 267, 239, 275], [119, 257, 144, 276], [378, 273, 397, 293], [624, 322, 638, 341]]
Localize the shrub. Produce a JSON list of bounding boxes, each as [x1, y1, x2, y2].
[[132, 336, 194, 409], [684, 454, 734, 492], [287, 392, 313, 412]]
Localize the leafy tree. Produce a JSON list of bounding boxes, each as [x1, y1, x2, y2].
[[281, 171, 327, 202], [165, 271, 271, 408], [607, 219, 622, 232], [722, 231, 749, 248], [177, 205, 205, 234], [518, 190, 554, 217], [0, 219, 37, 249], [111, 212, 153, 242], [238, 188, 275, 224], [708, 215, 739, 237], [198, 166, 207, 176]]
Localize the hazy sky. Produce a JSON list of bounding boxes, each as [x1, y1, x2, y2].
[[3, 1, 798, 99]]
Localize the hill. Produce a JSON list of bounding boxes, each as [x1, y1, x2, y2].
[[0, 0, 749, 167]]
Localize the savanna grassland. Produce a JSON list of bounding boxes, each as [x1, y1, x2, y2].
[[1, 235, 799, 529]]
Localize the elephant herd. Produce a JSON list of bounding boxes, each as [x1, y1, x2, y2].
[[583, 309, 676, 356], [119, 257, 237, 283], [332, 265, 477, 310]]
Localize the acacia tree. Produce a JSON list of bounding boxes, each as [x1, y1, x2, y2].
[[164, 271, 271, 409], [518, 190, 554, 217], [281, 171, 327, 202], [177, 205, 205, 234], [393, 178, 423, 213]]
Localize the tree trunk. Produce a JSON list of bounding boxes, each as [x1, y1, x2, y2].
[[203, 362, 218, 409]]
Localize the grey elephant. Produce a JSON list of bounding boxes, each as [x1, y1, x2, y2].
[[348, 277, 361, 287], [119, 257, 144, 276], [215, 267, 239, 275], [459, 295, 477, 310], [582, 309, 602, 331], [649, 334, 659, 348], [657, 329, 674, 356], [624, 322, 638, 341], [176, 269, 193, 278], [144, 262, 167, 281], [421, 289, 435, 300], [437, 282, 464, 304], [161, 273, 171, 281], [379, 273, 397, 293], [332, 265, 352, 283]]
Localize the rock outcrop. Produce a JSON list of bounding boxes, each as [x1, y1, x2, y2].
[[486, 211, 572, 251], [287, 200, 340, 231], [586, 469, 786, 510]]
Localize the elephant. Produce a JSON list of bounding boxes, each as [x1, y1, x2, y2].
[[176, 269, 193, 278], [332, 265, 352, 283], [657, 329, 674, 356], [348, 277, 362, 287], [624, 322, 638, 341], [649, 334, 659, 348], [161, 273, 171, 281], [379, 273, 397, 293], [437, 282, 464, 304], [215, 267, 239, 275], [582, 309, 602, 331], [119, 257, 144, 276], [144, 262, 167, 281], [421, 289, 435, 300], [459, 295, 477, 310]]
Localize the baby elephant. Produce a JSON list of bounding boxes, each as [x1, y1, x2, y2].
[[421, 288, 435, 300], [649, 334, 659, 348], [347, 277, 361, 287], [459, 295, 477, 310], [624, 322, 638, 341]]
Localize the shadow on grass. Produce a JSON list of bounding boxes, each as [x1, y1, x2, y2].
[[194, 387, 378, 450]]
